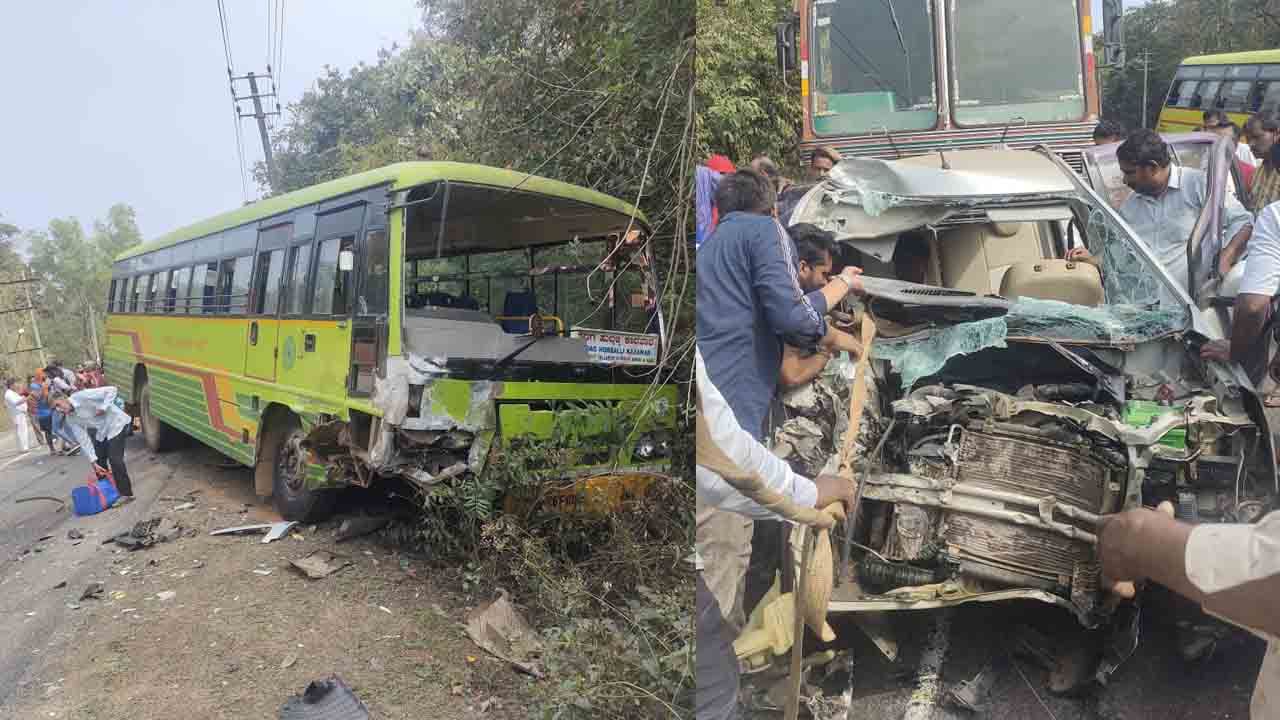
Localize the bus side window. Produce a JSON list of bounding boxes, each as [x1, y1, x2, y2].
[[284, 244, 312, 315], [202, 262, 221, 314], [145, 273, 160, 313], [173, 266, 192, 313], [230, 256, 253, 314], [312, 236, 353, 316], [108, 279, 117, 312], [252, 249, 285, 316]]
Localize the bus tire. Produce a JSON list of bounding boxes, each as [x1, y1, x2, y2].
[[138, 376, 178, 453], [271, 415, 336, 521]]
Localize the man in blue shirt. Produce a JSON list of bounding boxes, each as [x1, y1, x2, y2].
[[695, 169, 864, 632]]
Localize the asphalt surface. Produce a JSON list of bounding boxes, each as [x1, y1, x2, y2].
[[0, 431, 175, 709]]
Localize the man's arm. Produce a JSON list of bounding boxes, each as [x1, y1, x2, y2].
[[1100, 508, 1280, 637], [697, 349, 815, 518], [780, 345, 831, 388], [71, 387, 118, 415]]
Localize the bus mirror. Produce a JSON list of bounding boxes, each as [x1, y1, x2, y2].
[[338, 249, 355, 272], [1102, 0, 1125, 67]]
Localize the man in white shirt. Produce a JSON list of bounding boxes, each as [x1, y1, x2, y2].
[[696, 349, 852, 720], [1099, 505, 1279, 718], [50, 386, 135, 498], [1201, 202, 1280, 384], [4, 379, 31, 453], [1069, 130, 1253, 300]]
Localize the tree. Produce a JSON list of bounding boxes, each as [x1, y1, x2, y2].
[[26, 204, 141, 365], [694, 0, 800, 169], [1100, 0, 1280, 131]]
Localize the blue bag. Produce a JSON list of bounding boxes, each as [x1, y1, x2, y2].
[[70, 472, 119, 516]]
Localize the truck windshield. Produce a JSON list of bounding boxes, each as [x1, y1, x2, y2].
[[810, 0, 937, 135], [950, 0, 1085, 125]]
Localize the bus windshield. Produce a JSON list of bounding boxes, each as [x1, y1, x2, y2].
[[950, 0, 1085, 125], [809, 0, 937, 136], [400, 182, 659, 367]]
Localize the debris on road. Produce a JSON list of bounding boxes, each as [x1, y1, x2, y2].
[[253, 568, 273, 576], [944, 655, 1005, 713], [334, 515, 389, 543], [53, 581, 66, 590], [109, 517, 184, 550], [281, 653, 298, 669], [156, 591, 176, 602], [210, 521, 296, 541], [14, 495, 68, 511], [172, 502, 197, 511], [465, 590, 545, 679], [278, 675, 370, 720], [80, 582, 105, 600], [289, 550, 352, 580], [67, 529, 83, 540], [263, 521, 298, 544]]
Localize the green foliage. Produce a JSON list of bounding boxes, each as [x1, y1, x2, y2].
[[24, 204, 141, 365], [1100, 0, 1280, 130], [695, 0, 800, 169]]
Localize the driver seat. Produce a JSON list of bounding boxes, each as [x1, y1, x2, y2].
[[999, 259, 1104, 307]]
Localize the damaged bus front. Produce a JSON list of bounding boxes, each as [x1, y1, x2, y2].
[[783, 147, 1275, 681], [266, 164, 677, 518]]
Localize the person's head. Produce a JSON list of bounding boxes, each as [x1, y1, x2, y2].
[[713, 169, 776, 216], [750, 156, 778, 179], [1116, 129, 1173, 196], [6, 378, 20, 392], [48, 390, 71, 414], [788, 223, 837, 292], [34, 368, 44, 383], [1092, 119, 1126, 145], [808, 146, 841, 180], [1207, 121, 1241, 142], [1246, 111, 1280, 160], [1202, 109, 1231, 131], [893, 232, 932, 284]]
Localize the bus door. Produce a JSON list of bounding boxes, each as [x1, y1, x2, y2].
[[245, 223, 290, 381]]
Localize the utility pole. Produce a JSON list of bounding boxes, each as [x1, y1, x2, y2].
[[1140, 49, 1152, 129], [23, 276, 46, 369], [229, 68, 281, 190]]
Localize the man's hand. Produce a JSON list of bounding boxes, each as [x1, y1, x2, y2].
[[1099, 501, 1176, 599], [1066, 246, 1100, 267], [91, 462, 108, 477], [812, 474, 855, 513], [819, 326, 863, 357], [1199, 339, 1231, 363], [838, 266, 864, 296]]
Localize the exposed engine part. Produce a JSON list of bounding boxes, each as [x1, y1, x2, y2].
[[1032, 383, 1093, 403], [856, 557, 944, 592], [882, 504, 938, 561]]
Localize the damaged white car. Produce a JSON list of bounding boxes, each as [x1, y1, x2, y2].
[[784, 143, 1277, 682]]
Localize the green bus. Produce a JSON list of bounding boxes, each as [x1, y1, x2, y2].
[[104, 162, 677, 519]]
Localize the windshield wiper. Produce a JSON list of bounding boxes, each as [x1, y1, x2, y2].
[[884, 0, 907, 55], [487, 334, 548, 379]]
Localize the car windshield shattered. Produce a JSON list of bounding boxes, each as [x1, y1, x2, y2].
[[782, 147, 1275, 686]]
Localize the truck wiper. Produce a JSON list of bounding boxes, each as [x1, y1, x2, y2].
[[487, 334, 548, 379]]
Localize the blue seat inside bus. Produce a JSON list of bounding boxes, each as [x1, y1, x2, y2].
[[500, 289, 538, 333]]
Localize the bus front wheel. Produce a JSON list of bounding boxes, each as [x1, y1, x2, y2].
[[271, 416, 336, 521], [138, 376, 178, 453]]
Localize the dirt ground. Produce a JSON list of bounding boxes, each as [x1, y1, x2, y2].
[[5, 443, 536, 719]]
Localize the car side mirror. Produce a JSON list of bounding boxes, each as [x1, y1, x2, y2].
[[338, 249, 355, 272]]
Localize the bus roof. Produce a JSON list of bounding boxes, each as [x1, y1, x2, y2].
[[1181, 49, 1280, 66], [117, 161, 646, 262]]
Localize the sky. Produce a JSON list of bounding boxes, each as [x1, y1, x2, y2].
[[0, 1, 422, 247]]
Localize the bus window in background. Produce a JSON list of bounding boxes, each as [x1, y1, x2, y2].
[[1169, 66, 1204, 108], [950, 0, 1085, 125], [808, 0, 936, 135]]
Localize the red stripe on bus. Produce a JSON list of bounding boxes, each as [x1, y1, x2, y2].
[[106, 328, 241, 442]]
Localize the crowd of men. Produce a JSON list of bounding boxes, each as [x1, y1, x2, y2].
[[3, 359, 136, 501], [695, 129, 1278, 718]]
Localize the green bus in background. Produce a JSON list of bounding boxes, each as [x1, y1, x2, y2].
[[104, 162, 677, 520]]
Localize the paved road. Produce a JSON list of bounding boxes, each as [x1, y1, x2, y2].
[[0, 432, 176, 708]]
